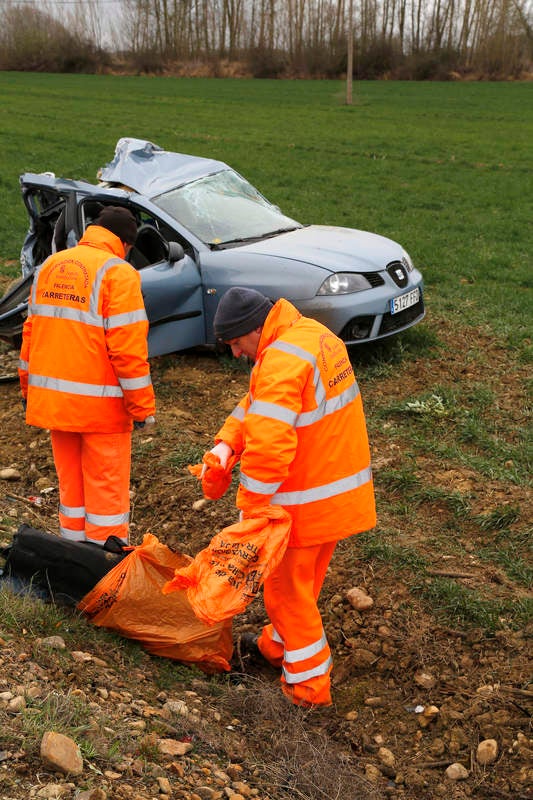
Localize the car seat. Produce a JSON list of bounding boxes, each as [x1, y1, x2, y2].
[[130, 224, 168, 269]]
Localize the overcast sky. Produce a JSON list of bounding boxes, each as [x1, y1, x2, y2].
[[29, 0, 125, 47]]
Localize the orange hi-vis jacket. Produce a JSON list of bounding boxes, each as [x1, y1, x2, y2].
[[19, 225, 155, 433], [216, 298, 376, 547]]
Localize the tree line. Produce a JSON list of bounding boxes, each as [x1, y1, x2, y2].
[[0, 0, 531, 79]]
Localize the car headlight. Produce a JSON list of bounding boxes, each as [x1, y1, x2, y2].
[[401, 250, 414, 272], [316, 273, 371, 295]]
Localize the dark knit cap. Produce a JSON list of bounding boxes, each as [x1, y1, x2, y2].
[[94, 206, 138, 245], [214, 287, 273, 341]]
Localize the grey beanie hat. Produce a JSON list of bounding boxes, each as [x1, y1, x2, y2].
[[94, 206, 138, 245], [214, 287, 273, 341]]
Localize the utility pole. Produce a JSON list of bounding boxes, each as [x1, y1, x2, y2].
[[346, 0, 354, 105]]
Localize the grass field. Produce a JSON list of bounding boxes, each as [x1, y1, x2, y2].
[[0, 73, 531, 353], [0, 75, 532, 799]]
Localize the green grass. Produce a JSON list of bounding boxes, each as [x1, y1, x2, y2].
[[0, 75, 531, 641], [0, 74, 531, 352], [413, 577, 532, 632]]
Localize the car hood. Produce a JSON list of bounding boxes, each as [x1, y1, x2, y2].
[[235, 225, 403, 272], [98, 137, 229, 198]]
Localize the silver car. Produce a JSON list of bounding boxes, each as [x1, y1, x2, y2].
[[0, 137, 425, 357]]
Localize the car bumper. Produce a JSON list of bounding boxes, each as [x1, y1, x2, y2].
[[295, 280, 425, 345]]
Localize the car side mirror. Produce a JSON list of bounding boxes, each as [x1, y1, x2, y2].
[[168, 241, 184, 263]]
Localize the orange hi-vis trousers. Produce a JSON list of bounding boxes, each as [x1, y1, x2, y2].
[[50, 430, 131, 546], [257, 540, 336, 707]]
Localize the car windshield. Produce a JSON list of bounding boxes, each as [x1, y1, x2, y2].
[[152, 169, 300, 246]]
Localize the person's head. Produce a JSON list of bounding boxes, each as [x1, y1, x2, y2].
[[214, 287, 273, 360], [93, 206, 138, 253]]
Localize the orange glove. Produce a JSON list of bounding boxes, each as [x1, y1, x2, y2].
[[188, 448, 238, 501]]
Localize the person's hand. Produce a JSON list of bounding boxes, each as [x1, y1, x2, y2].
[[201, 441, 233, 476], [134, 415, 155, 429]]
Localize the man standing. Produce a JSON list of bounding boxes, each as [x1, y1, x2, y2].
[[205, 286, 376, 707], [19, 206, 155, 547]]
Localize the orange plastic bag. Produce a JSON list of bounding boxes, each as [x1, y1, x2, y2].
[[78, 533, 233, 673], [163, 506, 291, 626], [188, 451, 239, 500]]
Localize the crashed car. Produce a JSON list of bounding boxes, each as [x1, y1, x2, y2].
[[0, 137, 425, 357]]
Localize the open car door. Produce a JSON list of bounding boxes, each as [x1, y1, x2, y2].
[[3, 173, 207, 357]]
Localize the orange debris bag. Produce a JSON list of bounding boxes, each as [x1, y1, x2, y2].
[[78, 533, 233, 673], [188, 451, 239, 500], [163, 506, 291, 626]]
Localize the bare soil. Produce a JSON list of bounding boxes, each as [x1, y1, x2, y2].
[[0, 319, 531, 800]]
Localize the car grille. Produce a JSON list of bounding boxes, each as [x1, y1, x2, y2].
[[363, 272, 385, 288], [378, 297, 425, 336]]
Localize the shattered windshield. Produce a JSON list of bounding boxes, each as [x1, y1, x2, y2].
[[152, 169, 300, 246]]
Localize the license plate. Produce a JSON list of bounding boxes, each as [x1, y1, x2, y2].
[[390, 287, 419, 315]]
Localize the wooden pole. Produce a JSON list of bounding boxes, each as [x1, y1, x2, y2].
[[346, 0, 354, 105]]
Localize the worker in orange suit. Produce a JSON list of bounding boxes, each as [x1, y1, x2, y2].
[[203, 287, 376, 707], [19, 206, 155, 547]]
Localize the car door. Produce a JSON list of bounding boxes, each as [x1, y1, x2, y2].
[[19, 175, 207, 358], [98, 196, 207, 358]]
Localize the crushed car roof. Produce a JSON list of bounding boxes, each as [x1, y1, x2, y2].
[[97, 137, 229, 199]]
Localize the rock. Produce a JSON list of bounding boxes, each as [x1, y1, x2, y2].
[[192, 498, 208, 511], [365, 696, 386, 707], [76, 789, 107, 800], [194, 788, 218, 800], [158, 738, 193, 756], [157, 776, 172, 794], [477, 738, 498, 765], [364, 763, 382, 781], [40, 731, 83, 775], [0, 467, 21, 481], [71, 651, 93, 662], [378, 747, 396, 769], [163, 698, 189, 716], [346, 587, 374, 610], [418, 705, 440, 727], [445, 763, 469, 780], [36, 783, 71, 798], [40, 635, 66, 650], [232, 782, 252, 796], [414, 670, 436, 689], [8, 695, 26, 712]]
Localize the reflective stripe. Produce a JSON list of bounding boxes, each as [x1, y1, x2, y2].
[[86, 511, 130, 526], [283, 655, 333, 684], [19, 359, 29, 371], [231, 404, 245, 422], [272, 628, 283, 644], [273, 465, 372, 506], [28, 374, 123, 398], [105, 308, 148, 329], [240, 470, 282, 496], [59, 503, 85, 518], [29, 302, 102, 326], [60, 527, 86, 542], [248, 399, 297, 427], [296, 382, 359, 427], [119, 374, 152, 391], [90, 258, 124, 316], [269, 339, 316, 367], [284, 631, 328, 664]]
